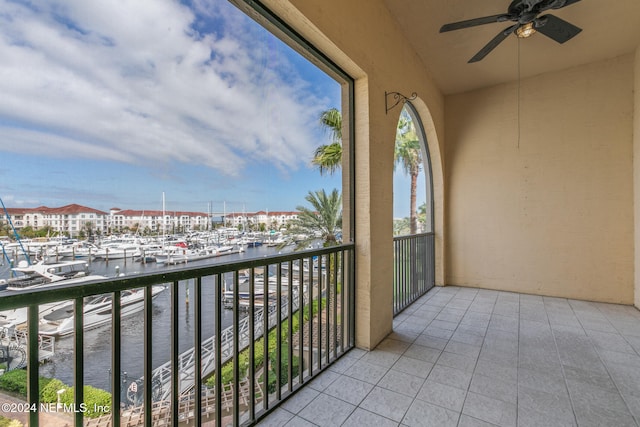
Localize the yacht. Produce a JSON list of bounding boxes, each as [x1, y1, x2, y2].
[[0, 259, 105, 292], [38, 285, 166, 337], [0, 259, 108, 331]]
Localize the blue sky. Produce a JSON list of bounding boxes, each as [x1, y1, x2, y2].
[[0, 0, 418, 218]]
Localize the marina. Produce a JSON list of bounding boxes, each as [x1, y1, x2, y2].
[[0, 239, 302, 393]]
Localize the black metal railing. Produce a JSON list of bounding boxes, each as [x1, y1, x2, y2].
[[0, 244, 355, 426], [393, 233, 435, 315]]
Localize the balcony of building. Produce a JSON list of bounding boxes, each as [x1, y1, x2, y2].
[[1, 0, 640, 426]]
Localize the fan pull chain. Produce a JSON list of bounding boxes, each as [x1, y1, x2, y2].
[[517, 37, 521, 150]]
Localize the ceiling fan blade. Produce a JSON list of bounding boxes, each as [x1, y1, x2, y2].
[[560, 0, 582, 7], [535, 14, 582, 43], [440, 14, 512, 32], [468, 25, 518, 63]]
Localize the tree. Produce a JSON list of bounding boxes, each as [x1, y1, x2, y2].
[[394, 110, 422, 234], [417, 202, 428, 232], [287, 189, 342, 249], [311, 108, 343, 175], [312, 107, 424, 235], [84, 221, 94, 239], [393, 217, 411, 236]]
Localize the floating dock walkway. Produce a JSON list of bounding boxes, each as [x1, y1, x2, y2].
[[0, 326, 55, 370]]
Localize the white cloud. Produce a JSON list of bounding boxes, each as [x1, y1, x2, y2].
[[0, 0, 332, 177]]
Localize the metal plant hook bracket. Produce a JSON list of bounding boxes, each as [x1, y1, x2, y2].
[[385, 91, 417, 114]]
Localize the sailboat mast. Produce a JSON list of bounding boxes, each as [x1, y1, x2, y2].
[[162, 192, 166, 240], [0, 196, 31, 265]]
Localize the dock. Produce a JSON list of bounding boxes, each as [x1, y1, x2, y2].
[[0, 326, 55, 370]]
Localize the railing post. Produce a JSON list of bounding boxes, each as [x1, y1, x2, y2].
[[111, 291, 122, 427], [144, 286, 153, 426], [194, 277, 202, 426], [74, 298, 84, 427], [27, 305, 39, 427], [171, 281, 179, 427]]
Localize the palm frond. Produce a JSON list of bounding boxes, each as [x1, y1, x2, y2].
[[319, 108, 342, 142], [311, 142, 342, 175], [287, 189, 342, 248]]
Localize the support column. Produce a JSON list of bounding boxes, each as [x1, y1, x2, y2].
[[353, 79, 396, 350]]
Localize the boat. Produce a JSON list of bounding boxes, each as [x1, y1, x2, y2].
[[38, 285, 166, 337], [216, 245, 236, 254], [133, 243, 164, 263], [92, 242, 140, 260], [0, 259, 105, 292], [154, 245, 191, 265], [0, 259, 109, 331], [46, 241, 98, 260], [246, 240, 263, 248]]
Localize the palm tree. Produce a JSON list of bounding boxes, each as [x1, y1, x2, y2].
[[312, 107, 423, 234], [417, 202, 428, 231], [393, 217, 411, 236], [312, 108, 342, 175], [394, 111, 422, 234], [287, 189, 342, 249]]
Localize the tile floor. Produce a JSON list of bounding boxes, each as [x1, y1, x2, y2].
[[257, 286, 640, 426]]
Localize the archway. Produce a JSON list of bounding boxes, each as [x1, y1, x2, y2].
[[392, 102, 436, 314]]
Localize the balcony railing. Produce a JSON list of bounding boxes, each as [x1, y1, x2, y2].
[[393, 232, 435, 315], [0, 244, 355, 426]]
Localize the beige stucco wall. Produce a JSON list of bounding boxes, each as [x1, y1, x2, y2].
[[255, 1, 638, 348], [446, 55, 635, 304], [261, 0, 446, 349], [635, 46, 640, 309]]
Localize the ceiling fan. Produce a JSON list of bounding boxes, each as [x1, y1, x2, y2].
[[440, 0, 583, 63]]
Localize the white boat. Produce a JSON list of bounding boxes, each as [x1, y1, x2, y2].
[[46, 242, 98, 260], [154, 245, 191, 265], [216, 245, 236, 254], [182, 245, 244, 262], [93, 243, 140, 260], [0, 259, 108, 331], [38, 285, 166, 337], [0, 259, 105, 292]]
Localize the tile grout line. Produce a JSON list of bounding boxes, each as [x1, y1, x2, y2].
[[576, 301, 640, 427], [544, 297, 583, 427], [450, 288, 497, 427], [331, 287, 450, 426]]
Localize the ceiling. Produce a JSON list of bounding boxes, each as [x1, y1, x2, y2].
[[382, 0, 640, 94]]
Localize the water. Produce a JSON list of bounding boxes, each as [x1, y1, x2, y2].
[[5, 244, 292, 393]]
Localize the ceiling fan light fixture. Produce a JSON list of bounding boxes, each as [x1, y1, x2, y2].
[[516, 22, 537, 38]]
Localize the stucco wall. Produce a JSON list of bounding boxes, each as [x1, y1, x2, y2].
[[446, 55, 635, 304], [635, 46, 640, 309], [255, 1, 638, 346]]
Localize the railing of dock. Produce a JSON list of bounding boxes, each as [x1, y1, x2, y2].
[[149, 285, 308, 401], [0, 243, 355, 427], [0, 326, 55, 368], [393, 233, 435, 316]]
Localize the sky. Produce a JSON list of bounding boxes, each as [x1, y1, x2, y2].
[[0, 0, 420, 219]]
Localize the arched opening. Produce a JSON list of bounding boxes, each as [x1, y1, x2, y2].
[[392, 102, 435, 314], [393, 103, 434, 234]]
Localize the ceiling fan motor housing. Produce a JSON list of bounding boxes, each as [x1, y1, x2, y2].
[[440, 0, 583, 62]]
